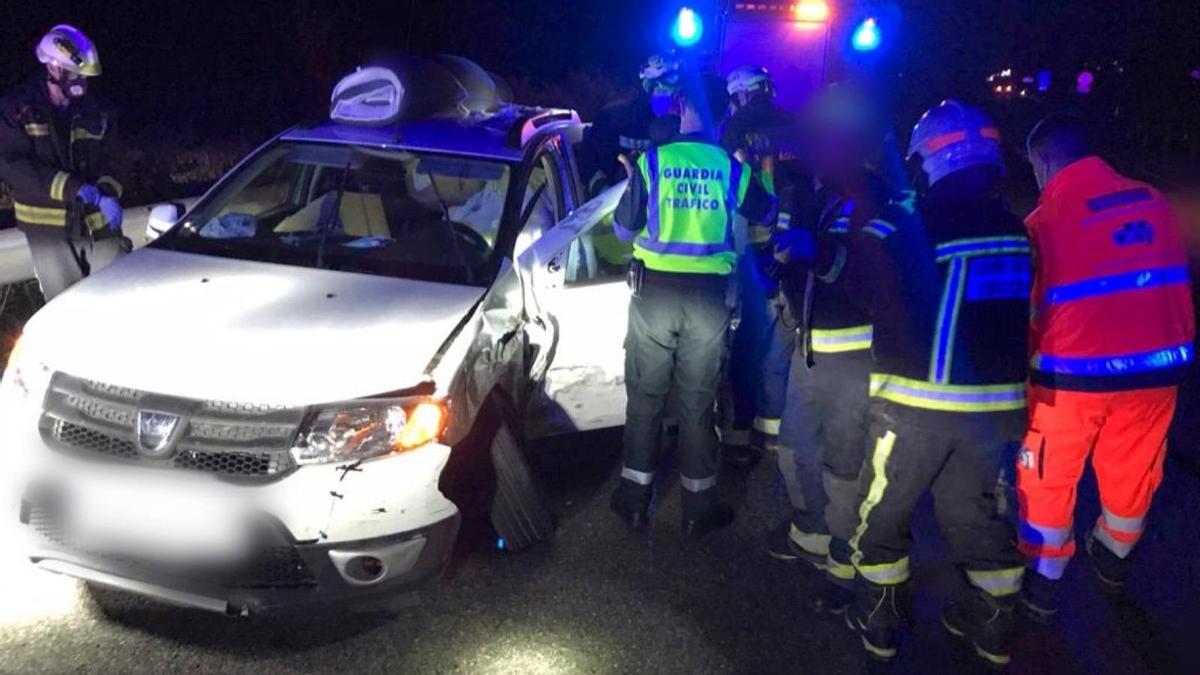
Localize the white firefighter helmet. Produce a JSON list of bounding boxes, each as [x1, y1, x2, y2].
[[726, 65, 772, 97], [907, 100, 1003, 187], [640, 52, 683, 92], [36, 24, 101, 77]]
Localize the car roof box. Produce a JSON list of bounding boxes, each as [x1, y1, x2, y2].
[[330, 55, 509, 126]]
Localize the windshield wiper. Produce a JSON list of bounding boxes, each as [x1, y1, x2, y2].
[[316, 157, 354, 269]]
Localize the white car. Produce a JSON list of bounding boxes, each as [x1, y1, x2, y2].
[[0, 60, 635, 615]]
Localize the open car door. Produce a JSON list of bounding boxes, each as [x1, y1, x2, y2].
[[518, 182, 633, 437]]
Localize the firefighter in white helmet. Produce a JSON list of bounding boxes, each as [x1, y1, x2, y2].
[[0, 24, 126, 300]]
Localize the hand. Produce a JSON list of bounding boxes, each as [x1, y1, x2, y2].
[[772, 228, 816, 263], [76, 183, 101, 206], [617, 154, 635, 180], [733, 149, 750, 165], [98, 196, 123, 231]]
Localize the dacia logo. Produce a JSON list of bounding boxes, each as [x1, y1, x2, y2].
[[1113, 220, 1154, 247], [136, 410, 183, 458]]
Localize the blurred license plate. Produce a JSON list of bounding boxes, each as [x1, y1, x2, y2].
[[66, 477, 251, 564]]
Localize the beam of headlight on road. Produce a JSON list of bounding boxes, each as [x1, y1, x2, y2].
[[0, 526, 84, 626]]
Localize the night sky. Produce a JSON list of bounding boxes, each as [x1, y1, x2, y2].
[[1, 1, 1199, 144]]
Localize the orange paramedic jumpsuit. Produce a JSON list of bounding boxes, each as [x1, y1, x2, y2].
[[1018, 156, 1195, 579]]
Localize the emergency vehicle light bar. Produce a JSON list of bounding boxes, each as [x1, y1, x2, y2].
[[733, 2, 830, 21], [330, 67, 405, 126]]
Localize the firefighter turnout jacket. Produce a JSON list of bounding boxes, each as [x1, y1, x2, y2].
[[834, 183, 1030, 414], [1025, 157, 1194, 391], [0, 74, 121, 235]]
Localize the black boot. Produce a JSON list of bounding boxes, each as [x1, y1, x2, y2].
[[807, 576, 854, 616], [1086, 530, 1130, 592], [682, 503, 735, 538], [1018, 572, 1060, 625], [722, 443, 762, 469], [845, 581, 902, 662], [609, 488, 650, 531], [942, 588, 1016, 669]]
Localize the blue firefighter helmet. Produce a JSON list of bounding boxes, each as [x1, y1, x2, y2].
[[906, 100, 1003, 187]]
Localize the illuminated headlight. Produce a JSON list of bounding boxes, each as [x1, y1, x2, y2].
[[290, 399, 447, 466]]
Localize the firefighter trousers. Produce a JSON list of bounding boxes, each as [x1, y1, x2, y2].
[[24, 225, 125, 300], [616, 276, 731, 520], [777, 346, 871, 578], [725, 267, 793, 445], [851, 401, 1026, 597], [1016, 385, 1176, 580]]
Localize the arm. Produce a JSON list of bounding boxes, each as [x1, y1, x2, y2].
[[612, 154, 648, 242], [0, 107, 86, 204]]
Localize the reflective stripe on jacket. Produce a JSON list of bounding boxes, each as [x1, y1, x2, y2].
[[1025, 157, 1195, 391]]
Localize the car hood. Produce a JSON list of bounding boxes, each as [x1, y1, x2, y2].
[[25, 249, 485, 406]]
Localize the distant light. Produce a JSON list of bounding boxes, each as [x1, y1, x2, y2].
[[1005, 85, 1013, 93], [1037, 70, 1052, 92], [1191, 69, 1200, 81], [496, 537, 507, 551], [851, 17, 882, 52], [672, 7, 704, 47], [994, 85, 1003, 93], [1077, 70, 1094, 95], [795, 0, 830, 22]]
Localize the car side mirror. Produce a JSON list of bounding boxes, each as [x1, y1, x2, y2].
[[146, 203, 184, 241]]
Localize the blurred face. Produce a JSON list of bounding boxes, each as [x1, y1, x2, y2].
[[808, 123, 871, 187]]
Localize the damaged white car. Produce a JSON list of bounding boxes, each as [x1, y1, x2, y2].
[[1, 57, 635, 614]]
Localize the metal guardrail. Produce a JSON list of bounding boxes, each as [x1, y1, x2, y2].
[[0, 198, 200, 286]]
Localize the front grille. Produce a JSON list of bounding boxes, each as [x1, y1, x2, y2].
[[40, 373, 306, 482], [25, 501, 317, 590]]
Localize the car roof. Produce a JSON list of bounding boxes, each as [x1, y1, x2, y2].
[[280, 106, 581, 162]]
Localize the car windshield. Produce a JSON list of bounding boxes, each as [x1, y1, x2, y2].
[[154, 142, 514, 285]]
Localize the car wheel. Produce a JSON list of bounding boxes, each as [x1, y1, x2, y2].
[[489, 420, 554, 552]]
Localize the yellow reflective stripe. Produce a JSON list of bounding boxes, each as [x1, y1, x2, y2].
[[71, 128, 105, 142], [13, 202, 67, 226], [861, 637, 897, 660], [753, 417, 781, 435], [811, 325, 874, 353], [826, 556, 856, 581], [85, 212, 107, 232], [788, 524, 831, 556], [97, 175, 124, 198], [24, 123, 50, 137], [851, 431, 908, 584], [868, 374, 1026, 413], [49, 171, 71, 202], [966, 568, 1024, 597]]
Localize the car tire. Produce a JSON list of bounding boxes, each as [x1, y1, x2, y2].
[[489, 420, 554, 552]]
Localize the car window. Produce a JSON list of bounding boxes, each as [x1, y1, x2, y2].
[[154, 142, 514, 286], [562, 183, 634, 285], [515, 151, 564, 257]]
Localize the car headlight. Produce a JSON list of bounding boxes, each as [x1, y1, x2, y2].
[[290, 399, 447, 466]]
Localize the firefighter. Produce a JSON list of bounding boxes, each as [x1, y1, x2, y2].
[[578, 53, 683, 198], [0, 25, 125, 300], [719, 65, 803, 468], [1017, 115, 1194, 621], [764, 88, 877, 617], [610, 74, 776, 536], [799, 96, 1029, 667]]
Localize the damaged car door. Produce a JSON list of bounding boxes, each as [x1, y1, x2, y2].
[[519, 181, 632, 437]]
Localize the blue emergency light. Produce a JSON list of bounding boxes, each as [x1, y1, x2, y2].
[[852, 17, 882, 52], [672, 7, 704, 47]]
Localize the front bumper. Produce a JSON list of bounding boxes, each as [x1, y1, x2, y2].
[[22, 505, 460, 615]]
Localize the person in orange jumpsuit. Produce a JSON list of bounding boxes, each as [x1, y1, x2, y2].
[[1018, 114, 1195, 621]]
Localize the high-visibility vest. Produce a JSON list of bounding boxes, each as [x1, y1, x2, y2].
[[633, 142, 751, 275], [1026, 157, 1195, 391]]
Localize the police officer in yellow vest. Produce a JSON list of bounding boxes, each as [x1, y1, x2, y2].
[[610, 74, 776, 537], [0, 25, 125, 300]]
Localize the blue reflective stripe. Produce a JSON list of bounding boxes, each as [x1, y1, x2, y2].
[[863, 219, 896, 240], [1087, 187, 1152, 213], [635, 237, 734, 257], [1033, 343, 1193, 376], [646, 147, 660, 241], [828, 217, 850, 234], [932, 258, 968, 383], [935, 236, 1030, 262], [1045, 266, 1190, 306]]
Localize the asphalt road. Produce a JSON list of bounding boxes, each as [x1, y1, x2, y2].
[[2, 422, 1198, 675]]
